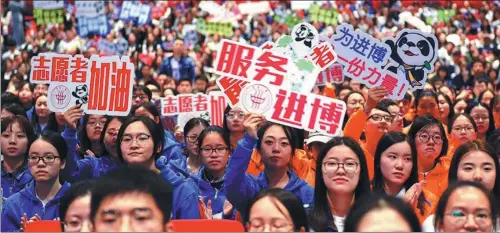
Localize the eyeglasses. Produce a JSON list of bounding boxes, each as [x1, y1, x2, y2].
[[247, 219, 293, 232], [186, 135, 198, 143], [200, 147, 229, 156], [121, 134, 151, 146], [368, 114, 393, 123], [88, 119, 107, 127], [63, 219, 91, 232], [323, 161, 359, 175], [445, 209, 492, 229], [226, 112, 245, 120], [133, 94, 148, 100], [472, 115, 489, 122], [28, 155, 60, 165], [452, 125, 475, 133], [418, 133, 443, 145]]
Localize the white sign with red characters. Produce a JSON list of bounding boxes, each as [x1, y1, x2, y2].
[[160, 92, 227, 127], [316, 63, 344, 86], [240, 82, 346, 137], [30, 53, 135, 116]]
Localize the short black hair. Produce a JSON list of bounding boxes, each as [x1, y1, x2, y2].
[[1, 103, 28, 119], [344, 194, 421, 232], [197, 126, 231, 152], [474, 74, 493, 86], [133, 85, 152, 102], [375, 99, 397, 113], [195, 74, 209, 83], [256, 122, 296, 159], [1, 92, 22, 106], [414, 90, 438, 108], [183, 117, 209, 141], [116, 116, 165, 163], [178, 77, 192, 85], [1, 115, 36, 150], [90, 166, 174, 224], [60, 180, 95, 223]]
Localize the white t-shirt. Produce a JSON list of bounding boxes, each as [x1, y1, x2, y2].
[[422, 214, 435, 232], [170, 58, 180, 80], [333, 215, 345, 232]]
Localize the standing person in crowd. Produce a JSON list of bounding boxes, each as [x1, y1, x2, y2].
[[372, 132, 437, 223], [59, 180, 94, 232], [160, 39, 195, 81], [432, 182, 497, 232], [76, 114, 107, 157], [245, 188, 309, 232], [61, 105, 125, 182], [408, 115, 449, 197], [1, 131, 71, 232], [309, 137, 371, 232], [116, 116, 200, 219], [225, 116, 314, 222], [344, 195, 421, 232], [1, 115, 35, 199], [466, 102, 495, 141], [89, 166, 174, 232]]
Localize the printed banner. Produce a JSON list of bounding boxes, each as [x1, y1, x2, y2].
[[118, 1, 152, 26], [33, 8, 64, 25], [97, 39, 119, 56], [237, 1, 271, 15], [160, 92, 227, 127], [196, 19, 233, 37], [75, 1, 106, 18], [272, 14, 301, 29], [33, 0, 64, 10], [309, 4, 338, 25], [30, 53, 135, 116], [239, 82, 346, 136], [317, 63, 344, 86], [77, 15, 110, 38]]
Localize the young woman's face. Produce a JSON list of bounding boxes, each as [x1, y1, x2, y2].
[[34, 84, 48, 99], [226, 107, 245, 132], [387, 105, 403, 131], [346, 93, 365, 117], [35, 95, 50, 119], [457, 150, 496, 192], [438, 186, 493, 232], [366, 109, 391, 134], [185, 125, 206, 157], [199, 133, 230, 175], [417, 96, 439, 119], [28, 139, 65, 182], [18, 83, 33, 105], [86, 115, 107, 142], [120, 121, 156, 166], [438, 95, 450, 119], [470, 106, 490, 135], [439, 86, 455, 101], [260, 126, 292, 170], [450, 115, 477, 145], [454, 100, 467, 114], [1, 122, 29, 158], [415, 124, 443, 164], [322, 145, 360, 195], [480, 91, 494, 106], [103, 118, 122, 158], [64, 194, 92, 232], [380, 142, 413, 189], [247, 196, 295, 232], [357, 207, 412, 232]]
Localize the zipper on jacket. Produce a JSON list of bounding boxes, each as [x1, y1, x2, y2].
[[215, 189, 219, 200]]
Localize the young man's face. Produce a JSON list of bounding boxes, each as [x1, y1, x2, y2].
[[176, 81, 192, 94], [194, 79, 207, 92], [92, 192, 167, 232]]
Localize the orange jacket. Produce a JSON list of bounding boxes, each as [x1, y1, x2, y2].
[[246, 149, 316, 187], [418, 160, 449, 198], [441, 140, 460, 167]]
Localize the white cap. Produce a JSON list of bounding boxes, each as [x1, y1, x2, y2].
[[306, 132, 333, 145]]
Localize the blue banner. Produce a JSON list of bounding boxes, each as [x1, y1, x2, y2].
[[77, 15, 110, 38], [118, 1, 151, 26]]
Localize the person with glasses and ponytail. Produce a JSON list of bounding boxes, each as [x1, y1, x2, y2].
[[2, 131, 71, 232]]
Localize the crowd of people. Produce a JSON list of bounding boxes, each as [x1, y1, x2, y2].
[[2, 0, 500, 232]]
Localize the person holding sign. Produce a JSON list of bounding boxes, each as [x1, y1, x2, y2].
[[1, 131, 71, 232], [225, 115, 314, 222]]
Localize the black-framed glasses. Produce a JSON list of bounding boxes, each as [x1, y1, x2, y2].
[[186, 135, 198, 143], [200, 147, 229, 156], [368, 114, 393, 123], [133, 94, 148, 100], [323, 161, 359, 175], [29, 155, 60, 164], [226, 112, 245, 120], [417, 133, 443, 144]]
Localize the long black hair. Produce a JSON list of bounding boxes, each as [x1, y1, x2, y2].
[[466, 102, 495, 138], [116, 116, 165, 163], [309, 137, 371, 232], [98, 116, 127, 157], [408, 115, 449, 164]]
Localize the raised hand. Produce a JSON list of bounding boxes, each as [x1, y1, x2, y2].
[[63, 105, 85, 130], [243, 113, 265, 139]]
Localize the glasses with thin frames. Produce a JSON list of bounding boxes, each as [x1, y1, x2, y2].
[[323, 161, 359, 175], [121, 134, 152, 146]]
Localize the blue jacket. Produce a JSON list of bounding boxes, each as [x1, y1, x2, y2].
[[157, 161, 200, 220], [1, 162, 32, 199], [161, 130, 183, 162], [191, 168, 234, 219], [25, 106, 33, 122], [61, 127, 120, 182], [224, 134, 314, 218], [159, 55, 196, 81], [1, 180, 71, 232]]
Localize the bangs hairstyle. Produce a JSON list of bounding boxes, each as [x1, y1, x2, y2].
[[1, 103, 28, 119], [130, 101, 161, 122], [245, 188, 309, 232], [344, 194, 421, 232], [59, 180, 95, 223], [408, 115, 448, 161], [99, 116, 127, 156], [372, 132, 428, 216], [448, 140, 500, 213], [256, 122, 297, 158], [434, 181, 497, 230], [447, 113, 478, 134], [197, 126, 230, 152], [465, 102, 495, 137], [30, 130, 68, 161], [116, 116, 165, 163], [309, 136, 371, 232], [183, 117, 210, 141], [414, 90, 438, 108], [1, 115, 36, 145], [133, 85, 152, 101]]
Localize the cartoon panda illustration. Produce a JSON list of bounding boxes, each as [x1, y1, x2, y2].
[[72, 84, 88, 105], [294, 24, 315, 48], [385, 30, 437, 88]]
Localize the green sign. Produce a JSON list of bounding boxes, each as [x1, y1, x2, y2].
[[426, 9, 456, 24], [309, 4, 338, 25], [273, 14, 301, 29], [196, 19, 233, 37], [33, 8, 64, 25]]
